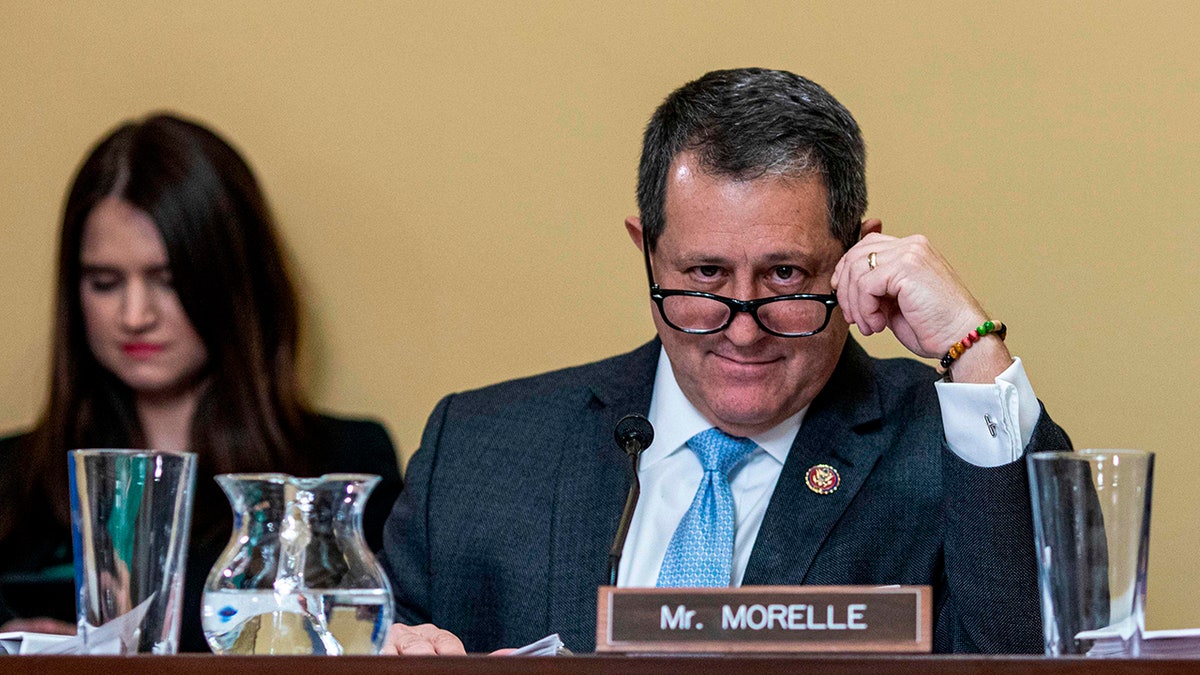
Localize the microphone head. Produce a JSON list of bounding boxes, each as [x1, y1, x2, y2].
[[614, 414, 654, 456]]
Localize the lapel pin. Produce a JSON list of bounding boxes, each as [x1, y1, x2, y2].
[[805, 463, 840, 495]]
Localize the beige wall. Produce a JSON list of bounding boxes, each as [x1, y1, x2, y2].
[[1, 1, 1197, 629]]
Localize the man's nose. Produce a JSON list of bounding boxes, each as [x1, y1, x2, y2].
[[121, 279, 157, 331], [723, 308, 764, 346]]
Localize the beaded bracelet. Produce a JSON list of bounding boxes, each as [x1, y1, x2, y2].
[[937, 320, 1007, 377]]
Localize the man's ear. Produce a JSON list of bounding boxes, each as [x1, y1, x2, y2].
[[859, 218, 883, 239], [625, 216, 645, 252]]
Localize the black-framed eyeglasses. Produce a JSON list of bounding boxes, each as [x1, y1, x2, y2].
[[641, 228, 838, 338]]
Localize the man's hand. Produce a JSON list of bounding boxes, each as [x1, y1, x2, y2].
[[382, 623, 467, 655], [832, 229, 1012, 383]]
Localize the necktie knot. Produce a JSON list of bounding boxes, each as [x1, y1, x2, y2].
[[687, 427, 757, 477]]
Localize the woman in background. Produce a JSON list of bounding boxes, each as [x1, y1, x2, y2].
[[0, 114, 402, 650]]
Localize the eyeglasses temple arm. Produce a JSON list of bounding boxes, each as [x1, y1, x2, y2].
[[641, 227, 657, 291]]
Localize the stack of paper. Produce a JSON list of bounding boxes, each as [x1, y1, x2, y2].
[[1078, 626, 1200, 658], [0, 597, 152, 654], [0, 631, 75, 655], [507, 633, 569, 656]]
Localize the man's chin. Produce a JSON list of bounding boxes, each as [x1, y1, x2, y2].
[[699, 395, 790, 437]]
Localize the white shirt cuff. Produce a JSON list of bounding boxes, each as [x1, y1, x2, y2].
[[934, 356, 1040, 468]]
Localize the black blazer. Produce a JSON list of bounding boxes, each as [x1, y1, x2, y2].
[[0, 414, 402, 652], [382, 338, 1071, 654]]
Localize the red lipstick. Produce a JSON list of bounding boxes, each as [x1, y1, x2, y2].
[[122, 342, 164, 358]]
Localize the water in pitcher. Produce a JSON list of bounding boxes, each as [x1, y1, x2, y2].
[[202, 588, 390, 655]]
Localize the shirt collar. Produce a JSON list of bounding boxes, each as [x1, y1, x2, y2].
[[644, 346, 805, 470]]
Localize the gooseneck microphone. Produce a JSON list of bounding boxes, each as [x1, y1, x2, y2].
[[607, 414, 654, 586]]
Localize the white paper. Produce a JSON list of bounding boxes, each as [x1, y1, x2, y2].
[[507, 633, 567, 656], [1076, 616, 1138, 641], [1078, 625, 1200, 641], [0, 631, 75, 655], [1079, 621, 1200, 658], [8, 595, 156, 655]]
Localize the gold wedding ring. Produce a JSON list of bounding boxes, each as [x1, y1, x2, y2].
[[867, 251, 878, 271]]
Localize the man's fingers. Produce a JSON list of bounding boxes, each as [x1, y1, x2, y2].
[[431, 630, 467, 654], [837, 238, 887, 329], [397, 632, 439, 655], [384, 623, 467, 655], [381, 624, 406, 655], [853, 289, 885, 335]]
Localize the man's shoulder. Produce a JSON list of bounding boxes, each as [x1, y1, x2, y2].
[[839, 339, 938, 396], [868, 353, 941, 413], [832, 340, 941, 424], [440, 339, 660, 416], [409, 339, 659, 479], [869, 353, 938, 388]]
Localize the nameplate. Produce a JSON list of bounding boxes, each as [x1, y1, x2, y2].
[[596, 585, 931, 653]]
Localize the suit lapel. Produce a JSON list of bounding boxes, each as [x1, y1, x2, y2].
[[546, 339, 659, 651], [742, 338, 888, 585]]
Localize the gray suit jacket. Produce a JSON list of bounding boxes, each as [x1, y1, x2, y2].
[[382, 338, 1070, 653]]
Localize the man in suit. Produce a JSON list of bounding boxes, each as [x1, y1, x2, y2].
[[381, 68, 1069, 655]]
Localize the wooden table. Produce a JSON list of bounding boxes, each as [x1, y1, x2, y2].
[[1, 655, 1196, 675]]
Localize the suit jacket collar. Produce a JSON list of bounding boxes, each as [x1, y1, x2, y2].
[[586, 337, 661, 415], [547, 338, 659, 650], [743, 337, 887, 584]]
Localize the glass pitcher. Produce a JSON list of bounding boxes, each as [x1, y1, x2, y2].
[[201, 473, 394, 655]]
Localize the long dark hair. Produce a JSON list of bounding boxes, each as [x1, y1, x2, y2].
[[0, 113, 316, 544]]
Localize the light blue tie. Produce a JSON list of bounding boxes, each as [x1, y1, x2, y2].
[[656, 428, 757, 588]]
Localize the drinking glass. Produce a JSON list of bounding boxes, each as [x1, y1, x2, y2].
[[1028, 449, 1153, 656], [69, 449, 196, 654]]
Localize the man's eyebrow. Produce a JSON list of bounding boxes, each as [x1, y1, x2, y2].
[[761, 250, 822, 268], [673, 252, 735, 266]]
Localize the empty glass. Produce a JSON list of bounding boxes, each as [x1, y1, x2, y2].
[[69, 449, 197, 654], [1028, 449, 1154, 656]]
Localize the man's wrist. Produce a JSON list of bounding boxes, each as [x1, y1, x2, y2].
[[945, 336, 1013, 383]]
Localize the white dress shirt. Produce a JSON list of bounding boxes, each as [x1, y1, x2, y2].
[[616, 346, 1039, 588]]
